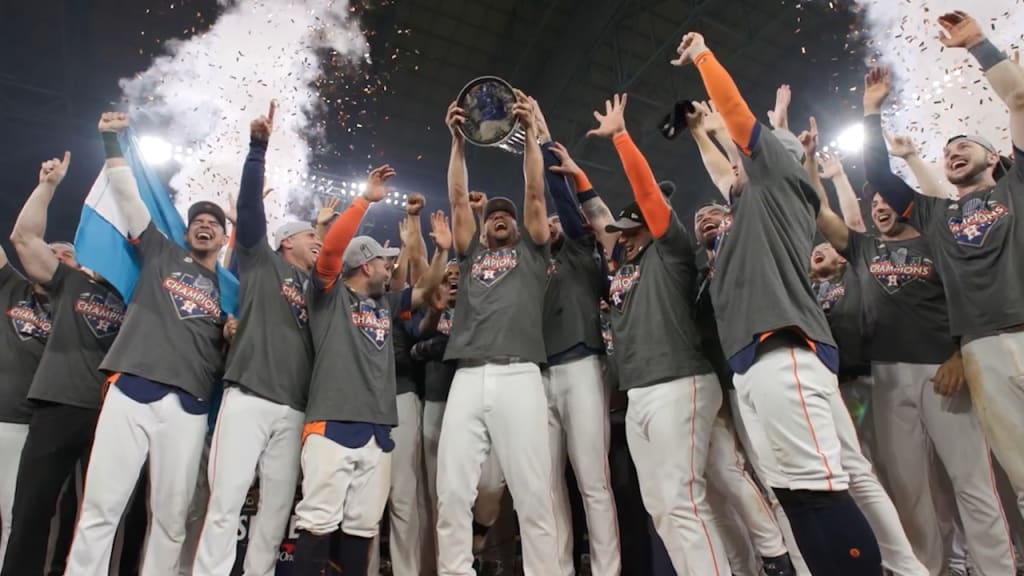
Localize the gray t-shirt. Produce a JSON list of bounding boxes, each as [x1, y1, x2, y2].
[[607, 213, 710, 390], [305, 279, 412, 426], [543, 235, 606, 359], [422, 307, 455, 402], [444, 234, 550, 364], [0, 265, 49, 423], [811, 267, 867, 377], [100, 223, 225, 400], [711, 126, 836, 361], [224, 240, 313, 411], [31, 263, 125, 409], [843, 231, 956, 365], [905, 152, 1024, 339]]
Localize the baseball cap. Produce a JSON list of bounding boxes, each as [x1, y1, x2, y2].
[[659, 99, 697, 140], [342, 236, 401, 274], [658, 180, 676, 198], [273, 221, 315, 250], [484, 196, 518, 220], [187, 201, 227, 230], [605, 202, 646, 233]]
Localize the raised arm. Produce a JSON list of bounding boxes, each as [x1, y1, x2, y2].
[[884, 133, 951, 198], [514, 90, 550, 245], [97, 113, 151, 238], [687, 101, 734, 201], [938, 11, 1024, 150], [10, 153, 71, 283], [547, 143, 618, 257], [587, 94, 671, 238], [862, 68, 916, 215], [446, 101, 475, 254], [819, 152, 867, 232], [315, 196, 341, 240], [237, 101, 275, 249], [403, 194, 429, 284], [314, 165, 390, 289], [799, 116, 828, 199], [410, 211, 452, 310], [534, 99, 587, 240], [767, 84, 792, 133], [672, 33, 759, 156]]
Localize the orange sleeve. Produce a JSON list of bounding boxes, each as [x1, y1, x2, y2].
[[613, 131, 670, 238], [316, 196, 369, 290], [228, 226, 237, 248], [572, 170, 593, 193], [693, 50, 758, 156]]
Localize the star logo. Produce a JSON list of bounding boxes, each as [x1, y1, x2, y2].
[[280, 277, 309, 328], [73, 291, 125, 338], [867, 245, 933, 295], [471, 248, 518, 287], [163, 272, 222, 321], [7, 300, 51, 341], [608, 264, 640, 312], [947, 200, 1009, 248], [351, 298, 391, 350]]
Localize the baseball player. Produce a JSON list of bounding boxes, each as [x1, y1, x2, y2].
[[289, 156, 449, 576], [65, 112, 228, 575], [862, 12, 1024, 496], [0, 243, 49, 567], [586, 92, 728, 576], [437, 90, 560, 576], [3, 151, 126, 576], [529, 99, 620, 576], [191, 102, 323, 575], [672, 33, 884, 573]]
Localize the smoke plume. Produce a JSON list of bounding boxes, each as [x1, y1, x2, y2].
[[120, 0, 367, 232]]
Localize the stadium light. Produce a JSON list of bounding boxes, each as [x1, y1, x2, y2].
[[138, 136, 174, 165]]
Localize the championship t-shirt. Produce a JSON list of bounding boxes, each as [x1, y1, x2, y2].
[[445, 234, 549, 364], [696, 261, 732, 390], [31, 263, 124, 409], [224, 239, 313, 411], [305, 279, 412, 426], [607, 213, 710, 390], [421, 307, 455, 402], [903, 149, 1024, 339], [843, 231, 956, 365], [811, 267, 868, 378], [711, 126, 836, 370], [100, 222, 225, 400], [543, 235, 606, 360], [0, 264, 49, 423]]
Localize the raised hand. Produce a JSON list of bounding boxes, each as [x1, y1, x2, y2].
[[768, 84, 791, 130], [406, 192, 426, 216], [701, 101, 726, 136], [363, 165, 395, 203], [798, 116, 819, 158], [97, 112, 129, 133], [530, 97, 553, 143], [251, 100, 276, 142], [446, 100, 466, 143], [670, 32, 708, 67], [818, 151, 845, 180], [429, 210, 453, 251], [428, 282, 447, 311], [512, 89, 536, 134], [684, 101, 706, 132], [863, 66, 891, 114], [937, 11, 985, 50], [398, 216, 416, 246], [468, 191, 487, 213], [39, 152, 71, 187], [225, 191, 238, 225], [586, 93, 628, 139], [547, 142, 583, 177], [316, 195, 341, 226], [885, 132, 918, 159]]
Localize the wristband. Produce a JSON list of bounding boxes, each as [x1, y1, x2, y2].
[[102, 132, 123, 159], [968, 39, 1006, 72], [577, 189, 598, 203]]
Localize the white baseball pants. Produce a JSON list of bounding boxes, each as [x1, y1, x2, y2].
[[705, 415, 787, 560], [294, 433, 391, 537], [543, 355, 620, 576], [872, 362, 1015, 576], [65, 384, 207, 576], [435, 362, 558, 576], [0, 422, 28, 567], [193, 387, 304, 576], [626, 373, 728, 576], [962, 332, 1024, 493], [178, 431, 212, 575]]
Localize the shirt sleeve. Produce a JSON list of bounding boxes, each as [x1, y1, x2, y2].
[[839, 228, 865, 263], [0, 263, 27, 291], [542, 143, 587, 240], [388, 286, 415, 323], [863, 114, 918, 219], [131, 221, 172, 262], [236, 139, 269, 249], [652, 211, 697, 266], [40, 261, 73, 294]]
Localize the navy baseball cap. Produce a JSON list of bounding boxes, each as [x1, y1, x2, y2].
[[484, 196, 518, 220], [605, 202, 646, 233], [187, 201, 227, 230]]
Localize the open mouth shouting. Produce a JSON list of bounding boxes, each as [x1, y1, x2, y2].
[[195, 230, 214, 241]]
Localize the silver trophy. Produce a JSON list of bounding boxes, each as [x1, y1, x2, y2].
[[456, 76, 527, 154]]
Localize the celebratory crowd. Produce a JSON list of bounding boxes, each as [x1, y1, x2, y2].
[[2, 8, 1024, 576]]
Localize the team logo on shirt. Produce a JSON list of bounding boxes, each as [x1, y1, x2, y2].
[[74, 292, 126, 338], [608, 264, 640, 312], [351, 298, 391, 350], [867, 247, 934, 294], [280, 278, 309, 328], [547, 257, 558, 277], [7, 300, 51, 341], [600, 316, 614, 356], [471, 248, 519, 287], [946, 199, 1009, 248], [814, 280, 845, 312], [163, 272, 222, 321], [437, 308, 454, 335]]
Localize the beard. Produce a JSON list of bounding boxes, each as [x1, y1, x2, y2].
[[948, 162, 991, 186]]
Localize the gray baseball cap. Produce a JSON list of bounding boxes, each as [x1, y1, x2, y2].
[[273, 221, 316, 250], [342, 236, 400, 274], [946, 134, 997, 154]]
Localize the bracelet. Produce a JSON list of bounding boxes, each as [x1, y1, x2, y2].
[[102, 132, 123, 159], [968, 39, 1006, 72]]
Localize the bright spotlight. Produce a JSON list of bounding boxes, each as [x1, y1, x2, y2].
[[138, 136, 173, 165], [359, 182, 368, 192], [837, 124, 864, 153]]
